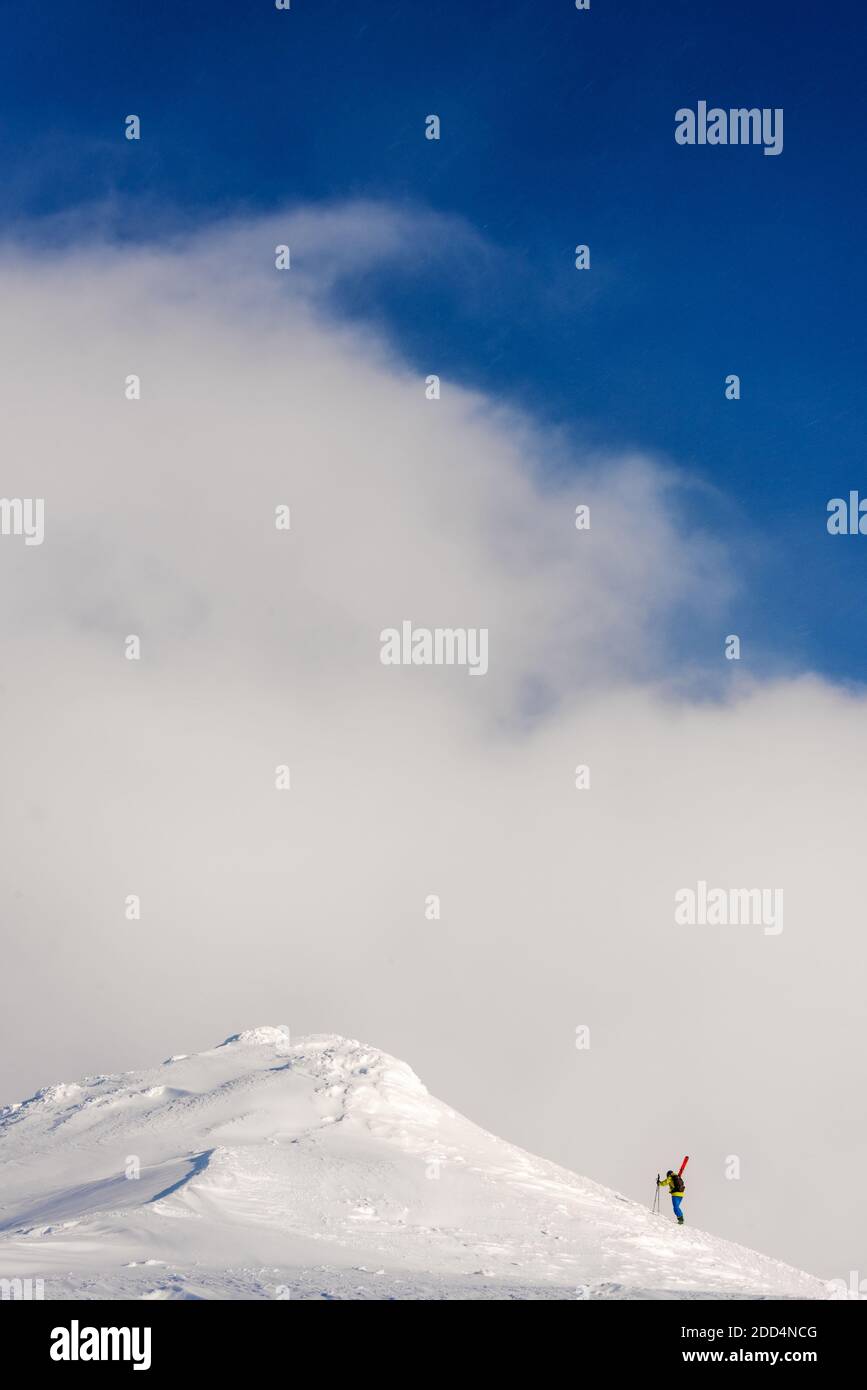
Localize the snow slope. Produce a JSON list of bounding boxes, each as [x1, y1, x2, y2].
[[0, 1029, 830, 1300]]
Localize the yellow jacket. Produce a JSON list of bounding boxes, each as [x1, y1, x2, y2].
[[658, 1175, 685, 1196]]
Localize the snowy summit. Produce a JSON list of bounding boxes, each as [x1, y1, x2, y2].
[[0, 1030, 830, 1301]]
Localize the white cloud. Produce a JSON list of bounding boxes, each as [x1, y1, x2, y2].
[[0, 203, 862, 1279]]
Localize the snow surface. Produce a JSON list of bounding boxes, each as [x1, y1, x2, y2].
[[0, 1030, 832, 1300]]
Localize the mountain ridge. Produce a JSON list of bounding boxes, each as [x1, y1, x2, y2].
[[0, 1029, 832, 1301]]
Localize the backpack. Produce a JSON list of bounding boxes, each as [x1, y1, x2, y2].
[[670, 1172, 685, 1193]]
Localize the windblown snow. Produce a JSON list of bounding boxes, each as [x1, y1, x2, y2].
[[0, 1030, 830, 1300]]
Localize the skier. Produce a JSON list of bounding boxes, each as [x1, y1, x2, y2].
[[658, 1168, 686, 1224]]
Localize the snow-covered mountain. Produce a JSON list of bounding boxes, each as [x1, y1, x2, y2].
[[0, 1029, 830, 1300]]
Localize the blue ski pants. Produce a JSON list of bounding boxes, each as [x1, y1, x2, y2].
[[672, 1195, 684, 1221]]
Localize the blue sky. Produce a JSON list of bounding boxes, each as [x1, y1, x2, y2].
[[2, 0, 865, 680]]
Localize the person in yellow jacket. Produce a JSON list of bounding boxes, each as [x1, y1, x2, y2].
[[658, 1169, 685, 1224]]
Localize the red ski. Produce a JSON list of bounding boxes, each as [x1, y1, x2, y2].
[[678, 1155, 689, 1177]]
